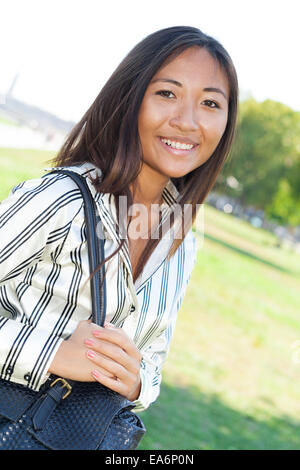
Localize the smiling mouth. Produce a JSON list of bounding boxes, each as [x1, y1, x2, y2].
[[159, 136, 197, 152]]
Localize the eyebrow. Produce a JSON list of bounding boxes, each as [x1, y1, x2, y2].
[[150, 78, 228, 100]]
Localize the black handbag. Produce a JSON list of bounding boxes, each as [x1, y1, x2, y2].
[[0, 169, 146, 450]]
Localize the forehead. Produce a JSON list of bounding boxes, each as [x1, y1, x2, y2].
[[152, 46, 229, 96]]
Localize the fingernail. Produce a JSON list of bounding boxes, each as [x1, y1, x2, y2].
[[84, 338, 94, 346], [104, 322, 114, 328], [92, 329, 102, 336], [92, 369, 101, 379], [87, 350, 96, 359]]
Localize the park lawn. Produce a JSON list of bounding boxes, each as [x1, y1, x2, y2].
[[0, 147, 54, 201], [139, 208, 300, 450], [1, 148, 300, 450]]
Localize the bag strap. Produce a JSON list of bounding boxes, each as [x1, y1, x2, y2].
[[48, 169, 107, 326], [29, 169, 108, 428]]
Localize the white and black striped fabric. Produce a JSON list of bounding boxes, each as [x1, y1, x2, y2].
[[0, 162, 197, 412]]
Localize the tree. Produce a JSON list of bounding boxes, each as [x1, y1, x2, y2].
[[215, 98, 300, 226], [265, 178, 300, 226]]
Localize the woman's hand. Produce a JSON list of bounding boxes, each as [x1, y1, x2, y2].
[[85, 323, 142, 401], [48, 320, 142, 401], [48, 320, 115, 382]]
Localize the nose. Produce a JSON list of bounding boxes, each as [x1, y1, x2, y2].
[[169, 101, 200, 132]]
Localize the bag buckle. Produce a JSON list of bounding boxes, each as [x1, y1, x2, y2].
[[50, 378, 72, 400]]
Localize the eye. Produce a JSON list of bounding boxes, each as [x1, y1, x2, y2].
[[202, 99, 220, 109], [155, 90, 176, 99]]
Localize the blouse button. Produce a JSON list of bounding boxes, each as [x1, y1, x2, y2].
[[130, 305, 136, 313], [24, 373, 31, 381]]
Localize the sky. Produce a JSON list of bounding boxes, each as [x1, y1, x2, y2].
[[1, 0, 300, 122]]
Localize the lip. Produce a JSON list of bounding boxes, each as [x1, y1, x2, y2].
[[158, 136, 198, 155], [159, 135, 198, 146]]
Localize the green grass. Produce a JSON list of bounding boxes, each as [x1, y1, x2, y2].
[[138, 207, 300, 450], [1, 148, 300, 450], [0, 147, 55, 200]]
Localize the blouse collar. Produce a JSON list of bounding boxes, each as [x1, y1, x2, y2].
[[44, 161, 182, 288]]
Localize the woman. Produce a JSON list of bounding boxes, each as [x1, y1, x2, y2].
[[0, 26, 238, 415]]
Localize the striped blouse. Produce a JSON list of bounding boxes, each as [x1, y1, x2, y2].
[[0, 162, 197, 412]]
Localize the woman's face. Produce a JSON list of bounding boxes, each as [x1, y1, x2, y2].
[[138, 46, 230, 181]]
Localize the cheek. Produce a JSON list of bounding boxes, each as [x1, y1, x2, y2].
[[138, 108, 152, 145], [206, 114, 228, 147], [138, 100, 168, 138]]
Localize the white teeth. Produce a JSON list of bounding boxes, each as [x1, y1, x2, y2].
[[161, 138, 194, 150]]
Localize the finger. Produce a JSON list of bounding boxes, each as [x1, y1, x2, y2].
[[84, 347, 115, 378], [91, 369, 130, 398], [86, 348, 137, 382], [87, 338, 140, 375], [92, 327, 142, 362]]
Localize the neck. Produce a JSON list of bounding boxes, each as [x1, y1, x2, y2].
[[130, 163, 169, 208]]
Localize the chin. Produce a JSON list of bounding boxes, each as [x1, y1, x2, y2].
[[161, 166, 195, 179], [166, 171, 188, 179]]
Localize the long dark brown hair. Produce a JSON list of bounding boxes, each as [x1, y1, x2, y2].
[[50, 26, 239, 283]]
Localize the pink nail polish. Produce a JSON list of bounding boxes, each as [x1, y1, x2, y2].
[[92, 329, 102, 337], [84, 339, 94, 346], [92, 369, 100, 379], [87, 350, 96, 359]]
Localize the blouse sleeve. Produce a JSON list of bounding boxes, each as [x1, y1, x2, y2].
[[0, 173, 83, 390], [132, 233, 197, 412]]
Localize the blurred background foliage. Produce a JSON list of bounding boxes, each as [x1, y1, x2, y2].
[[216, 98, 300, 227]]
